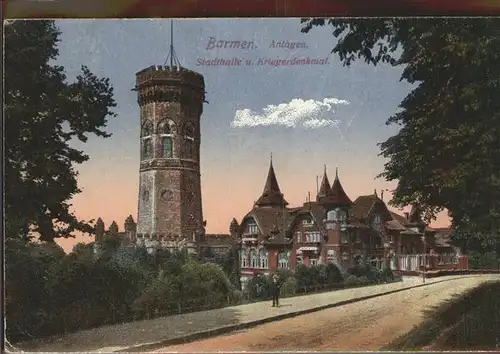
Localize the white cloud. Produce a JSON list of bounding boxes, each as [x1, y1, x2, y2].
[[230, 98, 350, 130]]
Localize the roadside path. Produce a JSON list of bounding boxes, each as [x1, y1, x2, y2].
[[154, 276, 500, 352], [13, 275, 494, 352]]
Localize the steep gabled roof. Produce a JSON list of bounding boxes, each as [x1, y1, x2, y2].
[[350, 193, 392, 223], [255, 158, 288, 207], [350, 195, 375, 222], [389, 211, 407, 224], [326, 168, 353, 206], [240, 205, 291, 241]]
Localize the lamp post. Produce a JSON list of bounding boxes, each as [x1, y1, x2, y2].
[[421, 235, 426, 283]]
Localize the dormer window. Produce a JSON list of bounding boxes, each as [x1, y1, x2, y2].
[[302, 218, 314, 227], [248, 222, 258, 235], [327, 208, 347, 223], [372, 214, 382, 232]]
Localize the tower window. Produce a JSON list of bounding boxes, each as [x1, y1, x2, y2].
[[162, 136, 173, 158], [142, 139, 153, 159], [141, 121, 153, 138], [158, 119, 176, 158], [184, 123, 195, 159], [141, 121, 153, 160]]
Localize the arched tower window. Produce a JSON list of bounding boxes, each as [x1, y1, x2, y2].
[[259, 248, 268, 269], [141, 121, 153, 160], [183, 122, 195, 159], [158, 119, 176, 158]]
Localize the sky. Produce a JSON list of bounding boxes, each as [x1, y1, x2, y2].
[[53, 19, 450, 253]]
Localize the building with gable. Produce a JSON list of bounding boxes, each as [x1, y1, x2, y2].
[[237, 158, 465, 285]]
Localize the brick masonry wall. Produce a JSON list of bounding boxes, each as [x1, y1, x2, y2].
[[136, 74, 204, 241]]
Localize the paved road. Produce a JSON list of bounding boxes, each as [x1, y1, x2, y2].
[[154, 276, 499, 352]]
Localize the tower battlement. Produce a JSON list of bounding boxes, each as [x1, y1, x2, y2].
[[135, 65, 205, 91]]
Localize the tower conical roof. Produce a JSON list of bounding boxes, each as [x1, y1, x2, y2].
[[326, 167, 353, 206], [317, 165, 331, 202], [255, 157, 288, 207]]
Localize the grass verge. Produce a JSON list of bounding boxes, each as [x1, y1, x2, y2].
[[384, 280, 500, 351]]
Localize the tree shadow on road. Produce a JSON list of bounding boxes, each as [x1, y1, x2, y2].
[[383, 280, 500, 351]]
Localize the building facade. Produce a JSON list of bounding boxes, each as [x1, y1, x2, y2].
[[237, 158, 464, 285]]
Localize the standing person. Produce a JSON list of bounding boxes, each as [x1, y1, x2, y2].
[[271, 274, 282, 307]]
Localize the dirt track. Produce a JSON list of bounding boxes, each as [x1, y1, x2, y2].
[[153, 277, 495, 352]]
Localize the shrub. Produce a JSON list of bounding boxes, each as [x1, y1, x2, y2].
[[6, 239, 239, 342], [365, 267, 382, 283], [132, 273, 181, 318], [469, 251, 500, 270], [346, 263, 372, 277], [280, 276, 298, 297], [275, 268, 294, 281], [294, 264, 314, 291], [344, 275, 361, 286], [357, 276, 371, 285], [381, 267, 395, 282], [244, 274, 271, 301], [325, 263, 343, 284], [231, 290, 243, 305]]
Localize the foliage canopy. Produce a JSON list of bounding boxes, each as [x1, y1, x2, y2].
[[301, 18, 500, 250], [5, 20, 116, 242]]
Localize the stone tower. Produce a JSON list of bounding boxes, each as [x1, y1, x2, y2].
[[134, 64, 205, 253]]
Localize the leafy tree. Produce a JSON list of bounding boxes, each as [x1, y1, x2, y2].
[[212, 245, 242, 290], [5, 241, 57, 341], [5, 20, 116, 242], [199, 246, 216, 260], [294, 264, 314, 291], [71, 242, 95, 262], [301, 18, 500, 250]]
